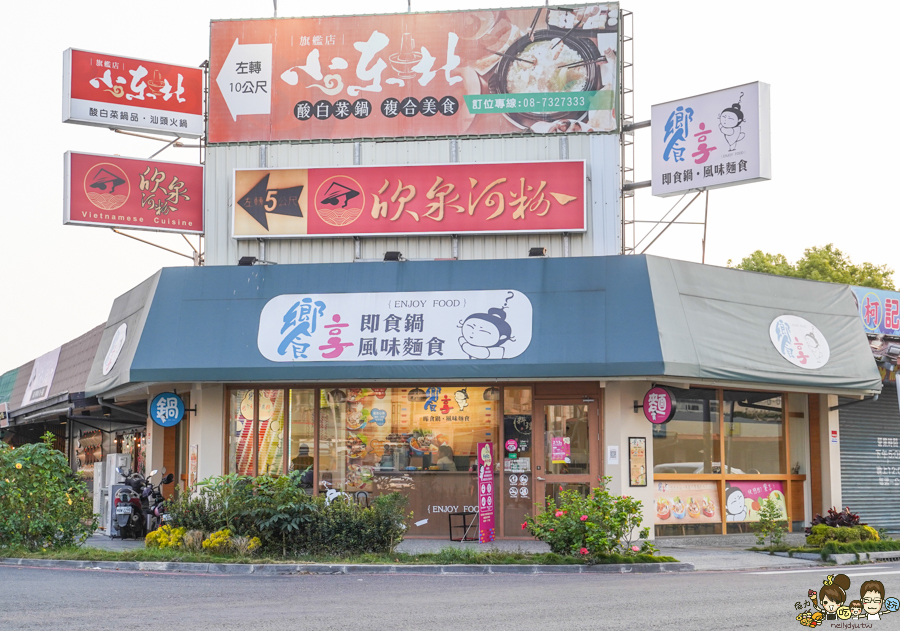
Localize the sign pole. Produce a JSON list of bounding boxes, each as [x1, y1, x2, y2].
[[702, 190, 709, 264]]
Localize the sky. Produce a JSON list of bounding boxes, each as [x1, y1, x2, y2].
[[0, 0, 894, 370]]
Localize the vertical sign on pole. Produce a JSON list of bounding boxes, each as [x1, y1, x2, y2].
[[477, 442, 495, 543]]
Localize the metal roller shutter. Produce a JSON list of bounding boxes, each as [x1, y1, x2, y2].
[[839, 384, 900, 529]]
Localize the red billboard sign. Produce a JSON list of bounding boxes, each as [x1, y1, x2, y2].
[[63, 49, 204, 138], [209, 4, 620, 143], [64, 152, 204, 234], [232, 161, 585, 238]]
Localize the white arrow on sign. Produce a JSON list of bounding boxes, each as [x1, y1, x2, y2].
[[216, 38, 273, 121]]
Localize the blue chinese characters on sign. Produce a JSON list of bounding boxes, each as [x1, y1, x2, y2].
[[663, 105, 694, 163], [150, 392, 185, 427]]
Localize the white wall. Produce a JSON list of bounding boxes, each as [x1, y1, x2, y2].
[[203, 135, 621, 266], [604, 381, 657, 539], [189, 383, 225, 483], [821, 394, 842, 510]]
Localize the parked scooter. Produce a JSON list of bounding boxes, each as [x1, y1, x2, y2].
[[113, 468, 174, 539]]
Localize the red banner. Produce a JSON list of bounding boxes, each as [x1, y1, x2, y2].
[[209, 5, 620, 143], [65, 152, 204, 234], [63, 49, 204, 138], [232, 161, 584, 238]]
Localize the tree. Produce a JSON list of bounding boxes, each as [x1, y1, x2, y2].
[[728, 244, 895, 290]]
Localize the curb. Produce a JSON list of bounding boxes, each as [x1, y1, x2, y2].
[[0, 558, 693, 575], [771, 550, 900, 564]]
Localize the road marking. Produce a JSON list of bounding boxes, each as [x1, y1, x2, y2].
[[751, 565, 895, 575]]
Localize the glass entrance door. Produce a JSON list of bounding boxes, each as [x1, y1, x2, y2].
[[533, 400, 600, 511]]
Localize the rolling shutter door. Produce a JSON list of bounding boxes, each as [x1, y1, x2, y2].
[[838, 384, 900, 528]]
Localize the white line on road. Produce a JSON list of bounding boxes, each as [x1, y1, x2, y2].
[[751, 565, 895, 575]]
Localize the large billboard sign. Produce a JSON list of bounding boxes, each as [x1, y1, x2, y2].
[[852, 286, 900, 336], [651, 81, 771, 197], [64, 152, 204, 234], [233, 161, 585, 238], [63, 49, 204, 138], [209, 4, 620, 143]]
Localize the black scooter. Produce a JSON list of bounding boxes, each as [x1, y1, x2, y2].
[[113, 468, 174, 539]]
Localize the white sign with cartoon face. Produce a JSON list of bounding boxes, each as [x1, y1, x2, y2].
[[651, 81, 771, 197], [258, 290, 532, 363], [769, 315, 830, 370]]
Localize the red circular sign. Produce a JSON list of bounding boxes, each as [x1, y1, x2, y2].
[[83, 162, 130, 211], [643, 387, 676, 424]]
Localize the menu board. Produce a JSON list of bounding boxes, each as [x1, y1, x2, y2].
[[478, 442, 496, 543]]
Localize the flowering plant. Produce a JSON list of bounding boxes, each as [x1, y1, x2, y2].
[[0, 433, 96, 550], [522, 477, 656, 559]]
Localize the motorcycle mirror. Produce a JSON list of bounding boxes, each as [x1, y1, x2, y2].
[[149, 469, 158, 477], [115, 467, 122, 474], [163, 473, 174, 484]]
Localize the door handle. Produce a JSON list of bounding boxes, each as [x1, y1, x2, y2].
[[536, 477, 546, 481]]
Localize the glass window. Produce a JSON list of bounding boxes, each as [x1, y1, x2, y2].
[[318, 385, 496, 538], [289, 389, 315, 491], [257, 389, 286, 476], [229, 389, 255, 475], [503, 387, 532, 537], [723, 392, 785, 474], [543, 404, 590, 475], [652, 388, 720, 474]]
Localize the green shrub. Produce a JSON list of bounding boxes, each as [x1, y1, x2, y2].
[[523, 477, 656, 560], [166, 472, 411, 557], [821, 539, 900, 555], [0, 433, 97, 550], [805, 524, 865, 547]]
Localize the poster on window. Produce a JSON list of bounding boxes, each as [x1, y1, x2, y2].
[[209, 5, 620, 143], [628, 437, 646, 487], [724, 480, 786, 523], [63, 49, 204, 138], [258, 290, 533, 363], [233, 161, 585, 239], [654, 481, 718, 525]]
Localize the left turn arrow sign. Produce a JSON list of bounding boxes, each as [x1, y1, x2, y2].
[[216, 39, 273, 121]]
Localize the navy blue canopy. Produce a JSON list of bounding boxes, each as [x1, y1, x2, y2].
[[85, 255, 881, 396]]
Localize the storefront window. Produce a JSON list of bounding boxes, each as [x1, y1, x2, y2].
[[652, 388, 720, 474], [257, 389, 285, 476], [289, 389, 315, 491], [503, 387, 532, 537], [723, 392, 785, 475], [317, 385, 496, 538], [543, 404, 590, 475], [229, 389, 254, 476]]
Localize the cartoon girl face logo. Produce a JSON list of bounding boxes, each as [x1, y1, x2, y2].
[[718, 91, 746, 152], [458, 292, 516, 360], [724, 485, 747, 521], [454, 388, 469, 411]]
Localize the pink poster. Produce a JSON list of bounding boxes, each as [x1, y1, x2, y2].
[[477, 442, 495, 543], [550, 436, 571, 463], [724, 480, 786, 523]]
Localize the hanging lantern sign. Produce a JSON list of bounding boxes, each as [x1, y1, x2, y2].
[[643, 387, 676, 424]]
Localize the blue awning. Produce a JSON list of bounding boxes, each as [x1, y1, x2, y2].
[[85, 255, 882, 396]]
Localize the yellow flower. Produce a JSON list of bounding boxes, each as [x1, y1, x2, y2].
[[67, 499, 73, 505], [15, 463, 22, 469]]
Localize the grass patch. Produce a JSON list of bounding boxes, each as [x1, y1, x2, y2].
[[821, 540, 900, 555], [0, 546, 678, 565]]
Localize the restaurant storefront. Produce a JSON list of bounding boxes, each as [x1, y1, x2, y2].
[[84, 255, 881, 539]]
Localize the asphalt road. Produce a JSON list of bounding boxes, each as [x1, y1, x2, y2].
[[2, 563, 899, 630]]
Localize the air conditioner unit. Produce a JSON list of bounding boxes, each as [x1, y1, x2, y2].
[[106, 453, 131, 487], [92, 461, 106, 517]]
